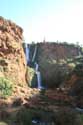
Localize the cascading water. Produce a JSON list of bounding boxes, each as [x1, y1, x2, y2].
[[35, 62, 42, 89], [32, 45, 37, 62], [25, 43, 30, 64], [37, 71, 42, 89], [24, 43, 44, 89], [31, 44, 42, 89], [35, 62, 39, 71]]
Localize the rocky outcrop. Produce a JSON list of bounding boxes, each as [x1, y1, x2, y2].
[[38, 43, 82, 88], [64, 63, 83, 108], [0, 16, 26, 85], [28, 42, 82, 88]]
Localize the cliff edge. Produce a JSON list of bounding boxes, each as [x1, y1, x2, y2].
[[0, 16, 26, 85]]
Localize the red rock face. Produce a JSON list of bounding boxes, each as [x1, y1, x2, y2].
[[36, 42, 80, 88], [0, 16, 27, 85]]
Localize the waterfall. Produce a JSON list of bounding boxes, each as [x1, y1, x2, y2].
[[25, 43, 30, 64], [35, 62, 39, 71], [24, 42, 44, 89], [32, 45, 37, 62], [35, 62, 42, 89], [36, 71, 42, 89]]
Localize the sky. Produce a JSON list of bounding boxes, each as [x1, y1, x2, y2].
[[0, 0, 83, 45]]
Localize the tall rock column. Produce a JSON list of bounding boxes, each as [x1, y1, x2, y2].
[[0, 16, 27, 85]]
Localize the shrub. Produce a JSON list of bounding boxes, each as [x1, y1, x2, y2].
[[16, 108, 54, 125], [27, 67, 37, 87], [0, 77, 13, 98], [41, 63, 68, 88], [56, 109, 82, 125], [16, 108, 33, 125], [73, 63, 83, 77]]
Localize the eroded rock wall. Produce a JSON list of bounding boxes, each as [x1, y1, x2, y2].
[[27, 42, 82, 88], [0, 16, 27, 85]]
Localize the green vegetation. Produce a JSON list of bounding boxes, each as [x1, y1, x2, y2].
[[80, 114, 83, 124], [16, 108, 54, 125], [17, 108, 32, 125], [15, 108, 83, 125], [27, 67, 37, 87], [56, 109, 82, 125], [0, 77, 13, 98], [73, 63, 83, 77], [40, 88, 46, 95]]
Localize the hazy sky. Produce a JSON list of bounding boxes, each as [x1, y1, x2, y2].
[[0, 0, 83, 44]]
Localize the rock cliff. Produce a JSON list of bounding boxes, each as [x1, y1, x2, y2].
[[27, 42, 82, 88], [0, 16, 27, 85]]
